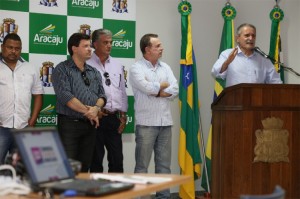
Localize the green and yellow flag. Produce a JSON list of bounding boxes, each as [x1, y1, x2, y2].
[[178, 1, 201, 199], [268, 3, 284, 82], [201, 3, 236, 192]]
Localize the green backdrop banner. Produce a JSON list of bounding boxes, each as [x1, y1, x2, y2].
[[0, 0, 136, 133]]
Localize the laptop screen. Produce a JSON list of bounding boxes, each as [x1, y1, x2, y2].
[[13, 127, 75, 185]]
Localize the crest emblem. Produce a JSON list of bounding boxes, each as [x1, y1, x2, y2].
[[40, 61, 55, 87], [0, 18, 18, 43], [112, 0, 128, 13], [39, 0, 58, 7], [79, 24, 92, 36], [254, 117, 289, 163]]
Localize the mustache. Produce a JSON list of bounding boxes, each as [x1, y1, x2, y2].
[[246, 40, 254, 44]]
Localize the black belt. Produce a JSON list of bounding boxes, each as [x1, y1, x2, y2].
[[58, 114, 90, 122], [102, 109, 118, 115]]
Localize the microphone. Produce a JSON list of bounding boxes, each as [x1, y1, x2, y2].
[[254, 47, 300, 77], [254, 47, 269, 59]]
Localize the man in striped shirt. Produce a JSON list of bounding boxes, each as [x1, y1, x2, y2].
[[52, 33, 106, 172], [129, 33, 179, 199]]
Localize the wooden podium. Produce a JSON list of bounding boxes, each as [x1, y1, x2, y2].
[[211, 83, 300, 199]]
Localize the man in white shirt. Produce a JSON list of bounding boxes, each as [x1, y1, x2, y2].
[[211, 23, 282, 87], [129, 33, 179, 199], [0, 33, 44, 164]]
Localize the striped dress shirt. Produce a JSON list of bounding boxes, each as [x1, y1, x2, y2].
[[129, 58, 178, 126], [52, 59, 106, 119]]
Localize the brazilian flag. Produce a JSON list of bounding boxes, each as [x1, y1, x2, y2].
[[201, 3, 236, 193], [178, 2, 201, 199], [268, 5, 284, 82]]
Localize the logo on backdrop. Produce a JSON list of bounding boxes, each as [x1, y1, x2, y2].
[[36, 102, 57, 126], [39, 0, 58, 7], [40, 61, 54, 87], [71, 0, 100, 10], [105, 19, 135, 58], [40, 104, 55, 115], [29, 13, 67, 54], [79, 24, 92, 36], [34, 24, 63, 46], [0, 18, 18, 43], [112, 29, 133, 50], [112, 0, 128, 13]]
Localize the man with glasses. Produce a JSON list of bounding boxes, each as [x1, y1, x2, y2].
[[0, 33, 44, 165], [87, 29, 128, 173], [129, 33, 179, 199], [52, 33, 106, 172]]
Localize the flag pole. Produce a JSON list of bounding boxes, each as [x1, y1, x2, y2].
[[198, 109, 211, 197], [199, 2, 232, 197], [200, 1, 236, 197]]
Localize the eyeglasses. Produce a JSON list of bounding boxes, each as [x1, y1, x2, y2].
[[81, 71, 90, 86], [103, 72, 111, 86]]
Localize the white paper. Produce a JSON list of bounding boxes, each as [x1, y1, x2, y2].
[[91, 174, 172, 184]]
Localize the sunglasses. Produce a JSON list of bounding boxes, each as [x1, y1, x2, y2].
[[81, 71, 90, 86], [103, 72, 111, 86]]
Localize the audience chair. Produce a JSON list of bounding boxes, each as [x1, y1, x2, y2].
[[240, 185, 285, 199]]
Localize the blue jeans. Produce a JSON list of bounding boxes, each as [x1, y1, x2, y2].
[[134, 125, 172, 199], [0, 127, 15, 165]]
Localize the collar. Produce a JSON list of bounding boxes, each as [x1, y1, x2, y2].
[[0, 54, 24, 69], [68, 58, 93, 71], [91, 52, 111, 66], [142, 57, 161, 69], [237, 46, 254, 58]]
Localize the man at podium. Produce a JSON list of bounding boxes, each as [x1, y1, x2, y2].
[[211, 23, 282, 87]]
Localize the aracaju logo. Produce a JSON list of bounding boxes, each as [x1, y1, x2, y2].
[[112, 29, 133, 50], [71, 0, 100, 9], [37, 104, 57, 126], [34, 24, 63, 46]]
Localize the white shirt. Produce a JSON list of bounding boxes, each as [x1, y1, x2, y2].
[[86, 53, 128, 112], [0, 58, 44, 129], [211, 47, 282, 87], [129, 58, 179, 126]]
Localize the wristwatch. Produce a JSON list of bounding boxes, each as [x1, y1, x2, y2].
[[96, 105, 102, 112]]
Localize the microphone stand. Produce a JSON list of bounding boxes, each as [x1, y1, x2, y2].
[[267, 55, 300, 76]]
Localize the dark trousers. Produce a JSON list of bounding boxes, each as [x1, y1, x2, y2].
[[90, 114, 123, 173], [57, 115, 96, 172]]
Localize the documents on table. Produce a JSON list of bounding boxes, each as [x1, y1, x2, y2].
[[90, 174, 172, 184]]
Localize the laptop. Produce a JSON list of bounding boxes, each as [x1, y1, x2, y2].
[[12, 127, 134, 196]]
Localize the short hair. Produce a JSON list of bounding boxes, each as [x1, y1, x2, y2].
[[236, 23, 256, 35], [91, 29, 112, 48], [3, 33, 21, 45], [68, 33, 90, 56], [140, 33, 158, 55]]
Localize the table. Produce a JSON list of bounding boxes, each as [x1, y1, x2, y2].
[[1, 173, 191, 199]]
